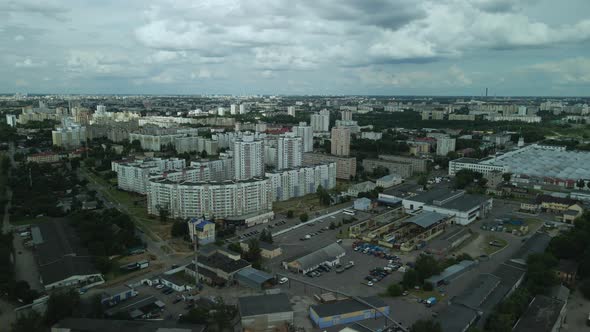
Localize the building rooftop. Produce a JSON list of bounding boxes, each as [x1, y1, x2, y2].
[[235, 267, 274, 285], [510, 232, 552, 266], [39, 256, 99, 286], [287, 243, 345, 270], [310, 296, 387, 318], [404, 211, 448, 228], [238, 293, 292, 317], [453, 273, 501, 309], [437, 303, 479, 332], [52, 318, 206, 332], [535, 194, 579, 206], [512, 295, 566, 332], [425, 260, 475, 285], [407, 188, 490, 212], [198, 252, 250, 275]]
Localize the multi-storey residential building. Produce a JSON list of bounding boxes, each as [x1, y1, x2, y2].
[[362, 159, 413, 178], [378, 155, 428, 173], [436, 137, 456, 156], [129, 132, 185, 151], [147, 177, 272, 220], [266, 163, 336, 201], [277, 134, 303, 170], [484, 115, 542, 123], [233, 136, 265, 180], [52, 123, 87, 148], [111, 158, 186, 194], [26, 152, 62, 164], [230, 104, 238, 115], [331, 127, 351, 157], [6, 114, 17, 127], [310, 109, 330, 132], [361, 132, 382, 141], [287, 106, 296, 117], [291, 122, 313, 152], [190, 159, 234, 182], [341, 110, 352, 121], [174, 136, 218, 155], [303, 153, 356, 180], [448, 114, 476, 121]]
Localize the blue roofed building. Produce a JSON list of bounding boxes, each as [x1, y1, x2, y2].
[[188, 218, 216, 245]]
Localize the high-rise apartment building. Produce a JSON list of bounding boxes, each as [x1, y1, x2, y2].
[[230, 104, 238, 115], [331, 127, 351, 157], [436, 137, 457, 156], [6, 114, 17, 127], [292, 122, 313, 152], [277, 134, 303, 170], [233, 136, 265, 180], [287, 106, 296, 117], [52, 120, 87, 148], [341, 110, 352, 121], [239, 104, 246, 114], [311, 109, 330, 132]]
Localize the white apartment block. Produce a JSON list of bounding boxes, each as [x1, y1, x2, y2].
[[212, 131, 267, 149], [291, 122, 314, 152], [484, 115, 542, 123], [147, 177, 272, 219], [52, 124, 87, 148], [233, 136, 265, 180], [190, 159, 234, 182], [230, 104, 238, 115], [129, 132, 186, 151], [239, 104, 247, 114], [174, 136, 218, 155], [6, 114, 17, 127], [341, 110, 352, 121], [277, 134, 303, 170], [266, 163, 336, 202], [436, 137, 456, 156], [360, 132, 382, 141], [311, 109, 330, 132], [111, 158, 186, 194], [287, 106, 296, 117]]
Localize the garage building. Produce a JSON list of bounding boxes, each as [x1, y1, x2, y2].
[[238, 293, 293, 332], [309, 296, 390, 329], [282, 243, 346, 274]]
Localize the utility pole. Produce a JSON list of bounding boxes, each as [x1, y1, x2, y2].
[[193, 228, 199, 291]]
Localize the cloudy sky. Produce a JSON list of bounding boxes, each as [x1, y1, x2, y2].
[[2, 0, 590, 96]]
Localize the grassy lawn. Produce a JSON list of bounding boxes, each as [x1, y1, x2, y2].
[[272, 193, 322, 214], [10, 216, 53, 226], [409, 289, 444, 301], [483, 235, 508, 255], [81, 167, 160, 241]]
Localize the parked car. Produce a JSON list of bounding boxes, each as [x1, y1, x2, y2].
[[279, 277, 289, 284]]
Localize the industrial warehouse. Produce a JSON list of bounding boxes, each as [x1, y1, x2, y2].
[[450, 144, 590, 189]]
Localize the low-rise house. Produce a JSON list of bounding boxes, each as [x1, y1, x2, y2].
[[240, 241, 282, 259], [309, 296, 390, 329], [238, 293, 293, 332], [556, 259, 578, 286], [346, 181, 377, 197], [562, 204, 583, 223], [283, 243, 346, 274]]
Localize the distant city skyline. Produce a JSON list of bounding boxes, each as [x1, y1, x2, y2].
[[2, 0, 590, 96]]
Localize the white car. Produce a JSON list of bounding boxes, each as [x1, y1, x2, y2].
[[155, 284, 165, 289], [279, 277, 289, 284], [367, 281, 374, 287]]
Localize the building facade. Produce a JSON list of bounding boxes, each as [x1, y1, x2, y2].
[[277, 134, 303, 170], [303, 153, 356, 180], [233, 136, 265, 180], [266, 163, 336, 201], [331, 127, 351, 157], [436, 137, 456, 156], [291, 122, 314, 152]]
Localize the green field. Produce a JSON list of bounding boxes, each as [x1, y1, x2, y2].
[[483, 235, 508, 255]]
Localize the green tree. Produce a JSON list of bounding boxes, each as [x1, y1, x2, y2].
[[200, 150, 208, 159], [329, 221, 336, 230], [286, 210, 294, 218], [577, 179, 586, 189], [410, 319, 442, 332], [387, 283, 403, 297], [317, 185, 331, 206], [180, 307, 210, 324], [402, 269, 418, 289], [11, 310, 44, 332], [580, 279, 590, 300], [211, 298, 236, 331], [502, 173, 512, 182], [45, 289, 80, 326], [417, 173, 428, 190], [415, 255, 442, 283], [243, 239, 262, 269], [171, 221, 189, 238], [299, 213, 309, 223], [158, 207, 170, 223]]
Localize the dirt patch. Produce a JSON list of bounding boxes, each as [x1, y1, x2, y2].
[[169, 238, 192, 253], [98, 262, 165, 288]]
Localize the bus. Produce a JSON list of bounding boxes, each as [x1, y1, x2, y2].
[[343, 209, 355, 216]]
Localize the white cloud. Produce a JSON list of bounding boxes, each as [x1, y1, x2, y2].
[[15, 57, 45, 68], [529, 57, 590, 84], [358, 66, 472, 87]]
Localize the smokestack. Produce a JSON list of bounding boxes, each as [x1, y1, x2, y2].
[[485, 88, 488, 97]]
